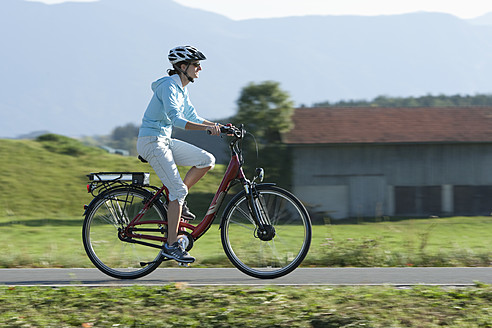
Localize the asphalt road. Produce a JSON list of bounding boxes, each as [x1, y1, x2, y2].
[[1, 267, 491, 286]]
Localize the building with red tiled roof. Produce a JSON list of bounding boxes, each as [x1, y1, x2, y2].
[[283, 107, 492, 219], [284, 107, 492, 144]]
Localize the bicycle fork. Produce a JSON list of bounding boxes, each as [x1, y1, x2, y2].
[[244, 182, 276, 241]]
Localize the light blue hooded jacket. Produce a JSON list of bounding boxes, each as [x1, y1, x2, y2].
[[138, 74, 205, 138]]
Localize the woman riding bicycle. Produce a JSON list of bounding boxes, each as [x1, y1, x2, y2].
[[137, 45, 221, 264]]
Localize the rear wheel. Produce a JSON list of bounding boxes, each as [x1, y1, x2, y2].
[[82, 187, 167, 279], [221, 185, 312, 279]]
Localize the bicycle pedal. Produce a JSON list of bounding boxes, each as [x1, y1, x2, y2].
[[178, 262, 191, 267]]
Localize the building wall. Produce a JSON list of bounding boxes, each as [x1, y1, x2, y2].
[[291, 143, 492, 219]]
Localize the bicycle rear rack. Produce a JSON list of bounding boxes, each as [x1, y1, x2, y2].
[[86, 172, 151, 197]]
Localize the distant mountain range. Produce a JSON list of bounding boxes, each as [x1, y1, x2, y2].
[[1, 0, 492, 138]]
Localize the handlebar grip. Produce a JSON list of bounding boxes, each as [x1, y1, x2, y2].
[[207, 124, 238, 136], [220, 126, 231, 133]]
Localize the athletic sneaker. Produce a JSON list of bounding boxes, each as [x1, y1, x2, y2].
[[181, 201, 196, 221], [161, 242, 195, 263]]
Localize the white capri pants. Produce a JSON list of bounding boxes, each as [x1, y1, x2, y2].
[[137, 136, 215, 205]]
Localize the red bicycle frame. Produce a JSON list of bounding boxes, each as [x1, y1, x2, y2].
[[124, 151, 246, 244]]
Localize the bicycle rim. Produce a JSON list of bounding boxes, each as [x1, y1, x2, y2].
[[221, 185, 312, 279], [82, 187, 166, 279]]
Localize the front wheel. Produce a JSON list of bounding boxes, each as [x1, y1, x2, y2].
[[221, 185, 312, 279]]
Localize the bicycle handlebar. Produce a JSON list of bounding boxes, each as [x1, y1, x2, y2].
[[207, 124, 244, 139]]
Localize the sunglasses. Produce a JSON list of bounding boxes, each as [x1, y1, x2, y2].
[[190, 62, 201, 67]]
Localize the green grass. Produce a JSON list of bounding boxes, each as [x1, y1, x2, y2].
[[0, 135, 228, 268], [0, 135, 225, 218], [305, 216, 492, 267], [2, 135, 492, 327], [1, 217, 491, 268], [1, 284, 491, 327], [0, 135, 491, 268]]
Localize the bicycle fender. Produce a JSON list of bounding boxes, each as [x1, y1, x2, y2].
[[83, 186, 156, 216], [255, 183, 276, 187], [83, 197, 99, 216], [83, 188, 122, 216]]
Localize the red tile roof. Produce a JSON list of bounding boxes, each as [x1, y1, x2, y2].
[[282, 107, 492, 144]]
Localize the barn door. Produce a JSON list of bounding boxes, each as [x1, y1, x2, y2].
[[349, 176, 386, 218]]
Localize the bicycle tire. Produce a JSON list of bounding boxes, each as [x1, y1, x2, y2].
[[82, 187, 166, 279], [221, 184, 312, 279]]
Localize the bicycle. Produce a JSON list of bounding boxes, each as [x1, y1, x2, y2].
[[82, 124, 312, 279]]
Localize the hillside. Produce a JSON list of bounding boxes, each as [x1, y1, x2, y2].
[[0, 135, 225, 219], [1, 0, 492, 138]]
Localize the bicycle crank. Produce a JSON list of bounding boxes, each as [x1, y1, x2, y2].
[[177, 231, 194, 251]]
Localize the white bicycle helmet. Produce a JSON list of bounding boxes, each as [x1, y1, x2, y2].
[[168, 46, 206, 65]]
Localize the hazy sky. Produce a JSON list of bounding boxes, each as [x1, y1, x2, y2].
[[28, 0, 492, 20]]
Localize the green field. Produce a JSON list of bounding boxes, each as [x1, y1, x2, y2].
[[0, 134, 224, 218], [0, 135, 491, 268], [1, 216, 491, 269], [1, 135, 492, 327], [1, 284, 491, 327]]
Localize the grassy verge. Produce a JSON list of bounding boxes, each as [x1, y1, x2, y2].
[[0, 135, 226, 218], [305, 216, 492, 267], [0, 136, 490, 268], [0, 216, 490, 268], [1, 284, 491, 327]]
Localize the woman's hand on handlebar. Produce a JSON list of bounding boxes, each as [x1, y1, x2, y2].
[[219, 123, 237, 136], [206, 123, 239, 137], [205, 123, 221, 136]]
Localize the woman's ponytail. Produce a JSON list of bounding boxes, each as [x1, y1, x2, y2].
[[167, 68, 179, 76], [167, 61, 186, 76]]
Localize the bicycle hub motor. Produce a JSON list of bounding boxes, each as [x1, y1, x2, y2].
[[257, 225, 276, 241]]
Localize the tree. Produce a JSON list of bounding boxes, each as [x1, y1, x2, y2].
[[111, 123, 139, 142], [107, 123, 139, 156], [233, 81, 295, 186], [235, 81, 294, 143], [313, 93, 492, 108]]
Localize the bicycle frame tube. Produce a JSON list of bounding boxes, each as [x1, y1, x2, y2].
[[132, 185, 168, 223], [189, 152, 245, 239], [124, 152, 245, 244], [122, 185, 169, 243]]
